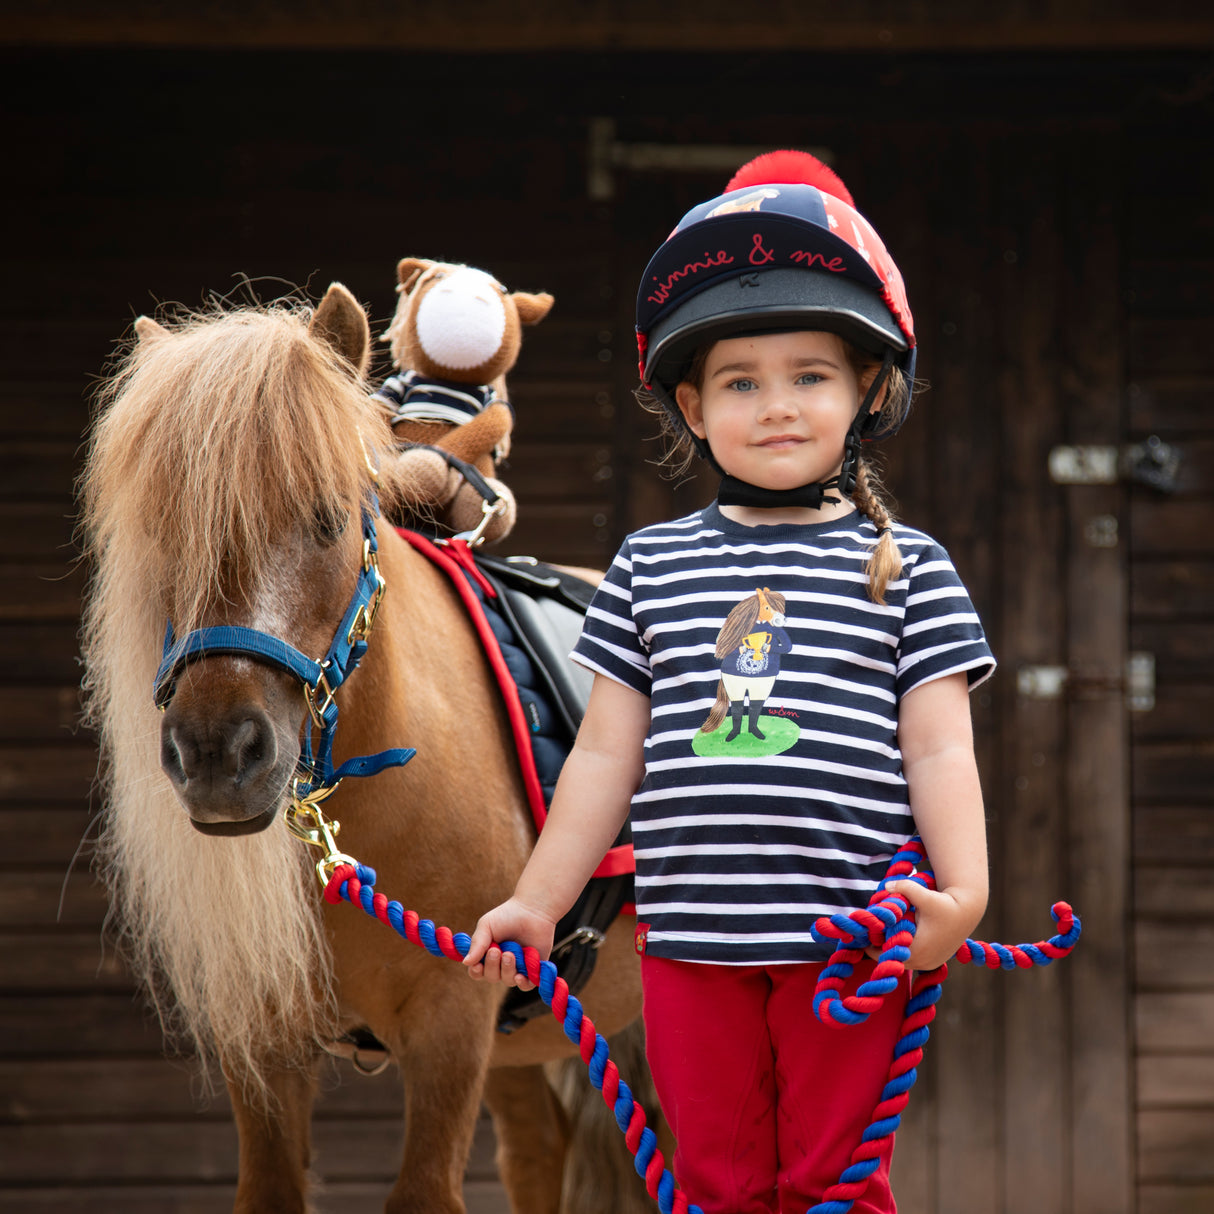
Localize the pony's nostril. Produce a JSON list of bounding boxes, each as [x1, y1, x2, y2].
[[160, 731, 188, 787], [227, 715, 276, 784]]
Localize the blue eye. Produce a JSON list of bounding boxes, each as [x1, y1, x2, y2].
[[729, 377, 757, 392], [796, 372, 823, 386]]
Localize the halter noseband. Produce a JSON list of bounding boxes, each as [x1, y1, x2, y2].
[[153, 494, 416, 849]]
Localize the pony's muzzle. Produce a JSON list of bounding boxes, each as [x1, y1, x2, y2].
[[160, 704, 284, 827]]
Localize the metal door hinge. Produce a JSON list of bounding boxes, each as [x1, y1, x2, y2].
[[1017, 653, 1154, 711], [1048, 438, 1180, 492]]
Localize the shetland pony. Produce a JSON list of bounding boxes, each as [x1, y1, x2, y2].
[[79, 284, 649, 1214]]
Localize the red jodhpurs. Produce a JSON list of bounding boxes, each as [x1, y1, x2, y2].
[[640, 954, 909, 1214]]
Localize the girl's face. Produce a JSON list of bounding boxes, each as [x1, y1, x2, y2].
[[675, 330, 877, 497]]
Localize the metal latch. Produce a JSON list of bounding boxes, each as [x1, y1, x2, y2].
[[1048, 438, 1180, 492], [1017, 653, 1154, 711]]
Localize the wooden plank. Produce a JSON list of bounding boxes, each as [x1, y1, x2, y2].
[[0, 626, 83, 683], [1126, 259, 1214, 316], [1131, 499, 1214, 556], [1137, 993, 1214, 1052], [0, 1057, 406, 1120], [1129, 378, 1214, 435], [504, 503, 614, 567], [500, 442, 614, 500], [1130, 622, 1214, 682], [1134, 865, 1214, 918], [1137, 1055, 1214, 1108], [0, 686, 87, 741], [0, 503, 77, 561], [0, 562, 85, 621], [1129, 317, 1214, 377], [1132, 685, 1214, 742], [1132, 742, 1214, 804], [1133, 808, 1214, 865], [995, 131, 1071, 1214], [6, 4, 1214, 51], [0, 931, 133, 993], [0, 807, 101, 865], [1138, 1110, 1214, 1181], [0, 1114, 500, 1185], [1059, 132, 1133, 1214], [0, 994, 168, 1056], [0, 869, 108, 927], [1131, 560, 1214, 619], [0, 744, 99, 803], [1139, 1185, 1214, 1214], [0, 1189, 242, 1214], [1135, 922, 1214, 990], [0, 441, 79, 499], [0, 1178, 510, 1214], [0, 383, 92, 441], [508, 379, 616, 443]]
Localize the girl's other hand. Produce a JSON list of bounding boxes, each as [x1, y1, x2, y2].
[[463, 897, 557, 992], [874, 879, 986, 972]]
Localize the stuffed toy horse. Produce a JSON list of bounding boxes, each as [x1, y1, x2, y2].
[[377, 257, 553, 543]]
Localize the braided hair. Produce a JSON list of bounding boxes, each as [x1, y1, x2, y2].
[[851, 458, 902, 605]]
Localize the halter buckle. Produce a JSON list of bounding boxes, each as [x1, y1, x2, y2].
[[348, 551, 387, 645], [304, 664, 336, 730]]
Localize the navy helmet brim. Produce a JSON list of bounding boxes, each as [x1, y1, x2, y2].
[[644, 266, 909, 395]]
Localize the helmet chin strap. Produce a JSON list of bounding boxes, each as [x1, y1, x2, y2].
[[714, 349, 894, 512]]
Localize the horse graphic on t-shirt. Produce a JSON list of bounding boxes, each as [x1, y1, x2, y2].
[[699, 587, 794, 746]]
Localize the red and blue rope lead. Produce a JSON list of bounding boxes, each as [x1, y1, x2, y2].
[[323, 862, 699, 1214], [322, 835, 1080, 1214], [804, 838, 1080, 1213]]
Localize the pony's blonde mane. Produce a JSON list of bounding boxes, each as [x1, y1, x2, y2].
[[79, 302, 397, 1098]]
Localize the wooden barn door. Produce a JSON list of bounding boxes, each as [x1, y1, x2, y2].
[[870, 123, 1134, 1214], [993, 130, 1134, 1214], [602, 122, 1135, 1214], [1124, 96, 1214, 1214]]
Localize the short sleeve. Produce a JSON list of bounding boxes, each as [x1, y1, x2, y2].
[[571, 539, 653, 696], [895, 543, 995, 699]]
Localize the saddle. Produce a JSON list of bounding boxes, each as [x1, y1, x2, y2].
[[400, 532, 635, 1034]]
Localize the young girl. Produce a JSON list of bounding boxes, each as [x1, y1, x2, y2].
[[464, 150, 994, 1214]]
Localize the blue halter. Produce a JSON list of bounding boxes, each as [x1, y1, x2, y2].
[[153, 495, 416, 805]]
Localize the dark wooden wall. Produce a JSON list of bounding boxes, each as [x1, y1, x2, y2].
[[1126, 105, 1214, 1214], [2, 37, 1211, 1214]]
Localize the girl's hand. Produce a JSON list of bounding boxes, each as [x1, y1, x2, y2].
[[463, 897, 557, 992], [875, 879, 986, 972]]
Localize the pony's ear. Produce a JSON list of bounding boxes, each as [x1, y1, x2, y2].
[[309, 283, 371, 377], [134, 315, 168, 345], [512, 291, 554, 326], [396, 257, 434, 295]]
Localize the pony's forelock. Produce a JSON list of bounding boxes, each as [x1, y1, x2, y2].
[[83, 303, 394, 630]]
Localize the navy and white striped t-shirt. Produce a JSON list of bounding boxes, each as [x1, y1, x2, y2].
[[572, 503, 995, 965]]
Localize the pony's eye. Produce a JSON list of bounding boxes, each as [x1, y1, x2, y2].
[[313, 508, 349, 544]]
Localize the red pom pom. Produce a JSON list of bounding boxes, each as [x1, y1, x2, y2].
[[725, 150, 854, 207]]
